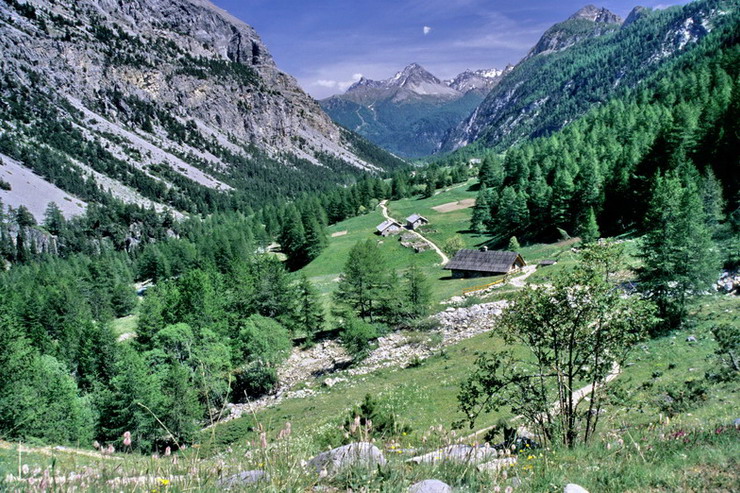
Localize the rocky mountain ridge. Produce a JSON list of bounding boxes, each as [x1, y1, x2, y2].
[[0, 0, 403, 220], [320, 63, 509, 157], [523, 5, 622, 60], [440, 0, 736, 152]]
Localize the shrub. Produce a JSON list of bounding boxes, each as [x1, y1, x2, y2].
[[237, 315, 291, 365], [340, 316, 378, 362], [231, 363, 278, 402], [0, 178, 10, 191]]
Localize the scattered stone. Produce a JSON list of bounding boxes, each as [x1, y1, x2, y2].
[[686, 336, 697, 343], [512, 477, 522, 487], [323, 377, 347, 388], [477, 457, 517, 472], [564, 484, 589, 493], [409, 444, 500, 464], [408, 479, 452, 493], [733, 418, 740, 427], [715, 271, 740, 294], [307, 442, 386, 474], [218, 470, 269, 489]]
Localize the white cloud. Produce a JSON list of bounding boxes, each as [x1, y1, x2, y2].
[[316, 80, 338, 88], [311, 73, 363, 94], [423, 26, 432, 35]]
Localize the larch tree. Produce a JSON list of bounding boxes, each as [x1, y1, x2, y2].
[[639, 164, 720, 331]]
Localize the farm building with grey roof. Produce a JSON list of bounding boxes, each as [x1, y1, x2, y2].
[[444, 249, 526, 278]]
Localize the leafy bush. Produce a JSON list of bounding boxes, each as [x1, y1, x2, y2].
[[0, 178, 10, 191], [657, 380, 709, 416], [237, 315, 291, 365], [340, 316, 378, 362], [231, 364, 278, 402]]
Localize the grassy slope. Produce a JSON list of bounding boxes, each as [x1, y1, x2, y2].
[[300, 180, 583, 307], [4, 295, 736, 492]]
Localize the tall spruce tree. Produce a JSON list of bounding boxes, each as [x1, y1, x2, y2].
[[335, 240, 389, 322], [292, 273, 325, 340], [639, 165, 720, 331]]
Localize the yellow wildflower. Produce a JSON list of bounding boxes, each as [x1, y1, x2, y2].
[[158, 478, 170, 486]]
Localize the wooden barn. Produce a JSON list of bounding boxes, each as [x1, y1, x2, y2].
[[405, 213, 429, 230], [444, 248, 526, 278], [376, 219, 402, 236]]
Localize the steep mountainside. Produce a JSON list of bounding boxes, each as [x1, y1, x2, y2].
[[0, 0, 405, 220], [441, 0, 737, 152], [320, 64, 509, 158], [523, 5, 622, 60]]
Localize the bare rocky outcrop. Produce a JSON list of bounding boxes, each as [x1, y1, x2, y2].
[[0, 0, 389, 217]]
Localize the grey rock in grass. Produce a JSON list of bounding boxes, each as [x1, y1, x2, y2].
[[564, 484, 590, 493], [409, 444, 500, 464], [408, 479, 452, 493], [686, 335, 697, 342], [733, 418, 740, 427], [218, 470, 269, 489], [477, 457, 517, 472], [512, 477, 522, 487], [308, 442, 386, 474]]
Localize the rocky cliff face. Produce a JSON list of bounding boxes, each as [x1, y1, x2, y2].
[[523, 5, 621, 60], [441, 0, 735, 153], [0, 0, 400, 219]]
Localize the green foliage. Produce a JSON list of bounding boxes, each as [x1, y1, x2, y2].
[[458, 242, 656, 447], [404, 264, 432, 318], [711, 323, 740, 379], [340, 315, 379, 362], [291, 274, 325, 340], [507, 236, 520, 251], [639, 165, 720, 331], [335, 240, 392, 322], [231, 364, 278, 402], [237, 315, 291, 366]]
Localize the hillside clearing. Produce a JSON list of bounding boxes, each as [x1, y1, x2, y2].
[[433, 198, 476, 213]]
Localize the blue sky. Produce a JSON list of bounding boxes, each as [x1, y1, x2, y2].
[[211, 0, 692, 99]]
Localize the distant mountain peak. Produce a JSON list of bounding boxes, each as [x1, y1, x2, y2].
[[568, 5, 623, 24], [624, 6, 652, 27]]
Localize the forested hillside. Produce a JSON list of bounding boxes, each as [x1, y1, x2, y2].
[[464, 18, 738, 245], [0, 1, 738, 489], [442, 0, 738, 151]]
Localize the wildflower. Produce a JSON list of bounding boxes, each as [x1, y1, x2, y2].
[[123, 431, 132, 447], [527, 455, 535, 460], [21, 464, 29, 475], [106, 444, 115, 455], [505, 487, 514, 493], [159, 478, 170, 486], [494, 487, 501, 493], [260, 432, 268, 449], [93, 441, 100, 450], [165, 446, 171, 457]]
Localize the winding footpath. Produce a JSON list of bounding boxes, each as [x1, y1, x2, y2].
[[379, 200, 449, 265]]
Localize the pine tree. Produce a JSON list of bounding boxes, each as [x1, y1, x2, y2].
[[43, 202, 66, 236], [292, 274, 325, 340], [470, 186, 492, 233], [508, 236, 521, 251], [405, 264, 431, 318], [279, 205, 307, 269], [578, 207, 600, 244], [335, 240, 389, 322], [478, 155, 504, 189], [639, 165, 720, 331]]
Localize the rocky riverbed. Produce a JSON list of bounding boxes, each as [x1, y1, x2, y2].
[[218, 300, 509, 423]]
